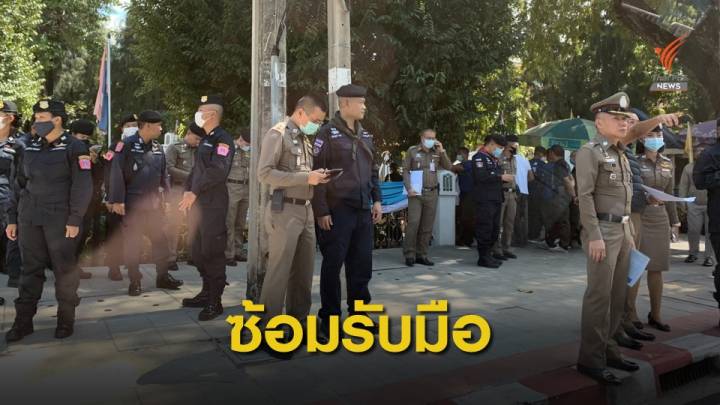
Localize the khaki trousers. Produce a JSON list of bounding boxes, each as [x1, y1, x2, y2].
[[225, 183, 249, 260], [259, 203, 316, 320], [578, 220, 632, 369], [403, 190, 439, 259]]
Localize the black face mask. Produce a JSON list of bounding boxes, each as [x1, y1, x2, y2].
[[33, 121, 55, 138]]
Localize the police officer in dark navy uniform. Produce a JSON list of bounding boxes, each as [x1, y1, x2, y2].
[[5, 99, 92, 342], [473, 134, 510, 268], [693, 118, 720, 326], [179, 95, 235, 321], [312, 84, 383, 335], [103, 113, 138, 281], [0, 100, 25, 288], [109, 110, 183, 296]]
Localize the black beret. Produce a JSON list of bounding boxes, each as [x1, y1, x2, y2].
[[1, 100, 18, 114], [119, 113, 138, 127], [33, 99, 65, 114], [137, 110, 163, 123], [70, 119, 96, 136], [239, 127, 251, 143], [186, 122, 206, 137], [199, 94, 224, 107], [336, 84, 367, 98]]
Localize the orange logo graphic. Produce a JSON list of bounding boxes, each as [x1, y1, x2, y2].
[[654, 35, 687, 73]]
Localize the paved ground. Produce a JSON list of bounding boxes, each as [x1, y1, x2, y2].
[[0, 238, 718, 404]]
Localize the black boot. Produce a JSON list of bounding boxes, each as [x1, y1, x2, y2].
[[477, 255, 500, 268], [198, 300, 224, 321], [128, 281, 142, 296], [55, 308, 75, 339], [156, 273, 183, 290], [182, 288, 209, 308], [6, 319, 34, 342], [108, 267, 123, 281]]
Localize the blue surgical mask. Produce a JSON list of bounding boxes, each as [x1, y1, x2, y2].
[[422, 139, 435, 149], [493, 147, 503, 158], [644, 137, 664, 151], [300, 121, 320, 135]]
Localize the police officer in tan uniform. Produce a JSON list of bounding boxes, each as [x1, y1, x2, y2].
[[225, 128, 251, 266], [257, 96, 329, 346], [165, 123, 202, 269], [576, 93, 640, 384], [493, 135, 519, 260], [577, 93, 682, 384], [635, 126, 679, 332], [402, 129, 452, 267]]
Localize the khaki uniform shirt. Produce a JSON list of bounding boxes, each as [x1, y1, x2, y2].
[[576, 136, 633, 241], [639, 154, 679, 225], [402, 144, 452, 192], [228, 148, 251, 182], [257, 118, 313, 200], [165, 142, 196, 186], [679, 162, 708, 206], [500, 154, 517, 190]]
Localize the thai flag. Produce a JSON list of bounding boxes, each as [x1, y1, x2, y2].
[[93, 39, 110, 134]]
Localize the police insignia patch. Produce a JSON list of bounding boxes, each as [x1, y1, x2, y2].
[[39, 100, 49, 109], [313, 138, 324, 156], [104, 151, 114, 161], [476, 161, 483, 168], [115, 142, 124, 152], [78, 155, 91, 170], [217, 143, 230, 156], [201, 96, 208, 103]]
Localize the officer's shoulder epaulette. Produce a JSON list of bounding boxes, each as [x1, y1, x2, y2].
[[407, 145, 419, 154], [271, 121, 286, 133], [659, 154, 672, 162]]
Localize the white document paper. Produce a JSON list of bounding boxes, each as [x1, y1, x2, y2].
[[514, 154, 531, 195], [641, 185, 696, 203], [628, 249, 650, 287], [409, 170, 423, 195]]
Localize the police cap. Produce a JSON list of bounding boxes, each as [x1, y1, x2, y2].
[[137, 110, 163, 124], [1, 100, 18, 114], [199, 94, 224, 107], [33, 99, 65, 115], [119, 113, 138, 127], [70, 119, 96, 136], [336, 84, 367, 98], [590, 92, 633, 117]]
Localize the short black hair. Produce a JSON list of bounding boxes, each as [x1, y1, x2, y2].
[[419, 128, 436, 137], [506, 134, 519, 143], [548, 144, 565, 158], [484, 134, 507, 147], [534, 146, 546, 155], [458, 147, 469, 154], [295, 95, 328, 114]]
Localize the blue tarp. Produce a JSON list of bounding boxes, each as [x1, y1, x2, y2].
[[380, 182, 408, 214]]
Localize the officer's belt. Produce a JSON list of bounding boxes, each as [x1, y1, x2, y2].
[[423, 186, 438, 191], [228, 179, 249, 185], [503, 188, 515, 193], [284, 197, 310, 206], [597, 213, 630, 224]]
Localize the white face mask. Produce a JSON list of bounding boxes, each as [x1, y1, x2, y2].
[[241, 145, 250, 152], [194, 111, 206, 128], [122, 127, 136, 139]]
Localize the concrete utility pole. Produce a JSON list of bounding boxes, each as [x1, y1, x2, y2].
[[327, 0, 352, 111], [247, 0, 287, 302]]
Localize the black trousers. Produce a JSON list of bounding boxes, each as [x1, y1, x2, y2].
[[317, 204, 373, 320], [528, 190, 544, 240], [122, 209, 170, 283], [456, 193, 476, 246], [15, 217, 81, 319], [474, 200, 502, 256], [105, 211, 124, 271], [190, 196, 228, 302], [710, 233, 720, 308]]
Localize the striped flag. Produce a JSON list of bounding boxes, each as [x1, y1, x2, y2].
[[685, 122, 693, 163], [93, 36, 111, 143]]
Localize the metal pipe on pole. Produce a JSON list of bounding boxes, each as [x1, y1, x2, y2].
[[327, 0, 352, 112]]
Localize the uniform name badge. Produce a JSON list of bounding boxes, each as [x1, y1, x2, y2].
[[609, 173, 617, 181], [430, 161, 436, 172]]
